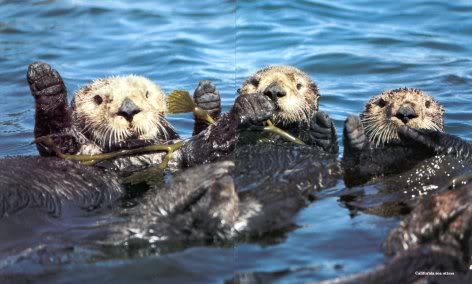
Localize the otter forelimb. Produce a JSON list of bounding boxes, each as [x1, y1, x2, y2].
[[27, 62, 74, 156], [399, 126, 472, 160]]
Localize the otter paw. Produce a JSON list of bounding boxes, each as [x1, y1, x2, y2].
[[308, 111, 337, 151], [27, 62, 66, 98], [398, 127, 437, 148], [399, 126, 472, 159], [343, 115, 368, 151], [193, 80, 221, 135], [194, 80, 221, 116], [232, 93, 276, 128]]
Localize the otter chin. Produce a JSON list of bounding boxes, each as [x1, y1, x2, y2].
[[361, 87, 444, 146], [72, 75, 177, 152], [238, 65, 319, 125]]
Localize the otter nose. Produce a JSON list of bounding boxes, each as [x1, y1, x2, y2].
[[264, 83, 286, 101], [395, 105, 418, 124], [117, 98, 141, 122]]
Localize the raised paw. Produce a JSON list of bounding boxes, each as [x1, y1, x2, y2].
[[27, 62, 66, 98], [343, 115, 368, 151], [231, 93, 276, 129], [27, 62, 71, 156], [310, 111, 338, 152], [192, 80, 221, 135]]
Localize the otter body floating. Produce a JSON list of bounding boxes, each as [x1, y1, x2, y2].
[[343, 87, 446, 186]]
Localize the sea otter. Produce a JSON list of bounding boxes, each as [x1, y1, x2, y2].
[[237, 65, 338, 153], [190, 65, 338, 154], [342, 87, 445, 186], [28, 62, 187, 171]]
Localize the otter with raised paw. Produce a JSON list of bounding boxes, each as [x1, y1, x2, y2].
[[186, 65, 338, 154], [28, 62, 179, 156], [239, 65, 338, 153], [342, 87, 445, 186], [28, 61, 184, 172]]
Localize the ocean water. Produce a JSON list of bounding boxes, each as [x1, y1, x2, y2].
[[1, 0, 471, 283]]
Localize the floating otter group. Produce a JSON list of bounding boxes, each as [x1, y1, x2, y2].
[[1, 62, 471, 282]]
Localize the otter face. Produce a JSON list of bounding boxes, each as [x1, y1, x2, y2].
[[239, 66, 319, 125], [72, 75, 172, 149], [361, 88, 444, 146]]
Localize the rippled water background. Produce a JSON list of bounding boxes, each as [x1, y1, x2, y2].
[[1, 0, 472, 283]]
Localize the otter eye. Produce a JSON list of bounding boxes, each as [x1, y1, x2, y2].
[[296, 83, 302, 90], [237, 88, 241, 94], [377, 98, 386, 108], [145, 91, 149, 99], [425, 101, 431, 108], [250, 77, 260, 88], [93, 95, 103, 105]]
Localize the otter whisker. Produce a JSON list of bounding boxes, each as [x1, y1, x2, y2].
[[113, 128, 118, 146], [372, 121, 390, 146]]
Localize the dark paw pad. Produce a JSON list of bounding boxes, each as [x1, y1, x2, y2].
[[27, 62, 65, 97], [194, 80, 221, 115], [312, 111, 334, 137], [232, 93, 276, 128], [343, 115, 367, 150], [192, 80, 222, 135]]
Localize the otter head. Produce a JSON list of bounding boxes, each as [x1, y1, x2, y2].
[[361, 87, 444, 146], [239, 65, 319, 125], [72, 75, 174, 149]]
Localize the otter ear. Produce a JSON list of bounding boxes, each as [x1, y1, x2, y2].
[[377, 98, 387, 108], [249, 76, 260, 88]]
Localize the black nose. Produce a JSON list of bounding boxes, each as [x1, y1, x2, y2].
[[264, 83, 286, 101], [395, 105, 418, 124], [117, 98, 141, 122]]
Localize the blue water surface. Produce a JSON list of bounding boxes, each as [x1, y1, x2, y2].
[[1, 0, 472, 283]]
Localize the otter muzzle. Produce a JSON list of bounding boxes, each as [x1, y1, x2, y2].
[[117, 98, 141, 122], [395, 105, 418, 124], [264, 82, 287, 102]]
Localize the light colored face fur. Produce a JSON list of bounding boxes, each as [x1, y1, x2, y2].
[[239, 65, 319, 125], [72, 75, 173, 149], [361, 87, 444, 146]]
